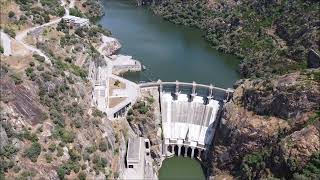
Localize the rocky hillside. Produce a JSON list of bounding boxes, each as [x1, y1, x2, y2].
[[152, 0, 320, 77], [141, 0, 320, 179], [0, 0, 127, 179], [213, 70, 320, 179]]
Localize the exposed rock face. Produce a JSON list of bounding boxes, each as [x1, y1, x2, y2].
[[280, 124, 320, 168], [0, 125, 8, 151], [0, 78, 45, 125], [307, 49, 320, 68], [217, 103, 290, 169], [213, 71, 320, 178], [235, 72, 320, 120]]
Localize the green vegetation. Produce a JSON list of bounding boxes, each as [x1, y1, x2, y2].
[[44, 153, 53, 163], [92, 154, 108, 173], [8, 11, 15, 18], [153, 0, 320, 77], [10, 74, 23, 85], [98, 140, 110, 152], [33, 54, 45, 63], [24, 142, 41, 162], [0, 144, 18, 158], [78, 171, 87, 180], [19, 129, 38, 142], [54, 127, 75, 143], [0, 45, 4, 54], [306, 111, 320, 126], [293, 152, 320, 179], [15, 0, 65, 25], [92, 108, 104, 117], [69, 7, 84, 17], [57, 161, 80, 179], [48, 143, 56, 152], [56, 19, 69, 34], [240, 150, 270, 179], [4, 27, 16, 38], [25, 67, 36, 81]]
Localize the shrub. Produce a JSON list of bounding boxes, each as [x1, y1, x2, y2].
[[21, 130, 38, 142], [78, 171, 86, 180], [92, 109, 103, 117], [4, 27, 16, 38], [8, 11, 15, 18], [114, 80, 120, 86], [126, 116, 133, 123], [13, 166, 21, 173], [57, 146, 64, 157], [69, 8, 83, 17], [127, 109, 133, 116], [33, 54, 45, 63], [24, 142, 41, 162], [139, 106, 148, 114], [10, 74, 23, 85], [57, 167, 65, 180], [0, 46, 4, 54], [147, 97, 155, 104], [99, 140, 109, 152], [48, 143, 56, 152], [0, 144, 18, 158], [55, 128, 75, 143], [69, 149, 81, 162], [45, 153, 52, 163], [36, 65, 44, 71]]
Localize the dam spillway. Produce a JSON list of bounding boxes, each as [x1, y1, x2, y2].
[[161, 92, 220, 158], [139, 80, 233, 159]]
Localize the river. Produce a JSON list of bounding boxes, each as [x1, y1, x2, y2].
[[99, 0, 239, 178], [99, 0, 240, 88]]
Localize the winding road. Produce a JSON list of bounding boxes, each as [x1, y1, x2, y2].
[[13, 0, 75, 64]]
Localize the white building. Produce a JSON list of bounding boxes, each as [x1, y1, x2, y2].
[[62, 15, 89, 28], [124, 137, 156, 179]]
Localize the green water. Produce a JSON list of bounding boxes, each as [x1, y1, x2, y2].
[[99, 0, 240, 178], [99, 0, 240, 88], [159, 157, 206, 180]]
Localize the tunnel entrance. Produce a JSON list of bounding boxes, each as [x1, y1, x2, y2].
[[167, 145, 173, 153], [174, 145, 179, 155], [187, 147, 192, 157], [181, 146, 186, 156]]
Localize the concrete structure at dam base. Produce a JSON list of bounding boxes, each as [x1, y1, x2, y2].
[[122, 80, 233, 179]]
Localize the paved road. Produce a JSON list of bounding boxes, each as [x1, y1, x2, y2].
[[15, 0, 74, 64], [0, 31, 12, 56]]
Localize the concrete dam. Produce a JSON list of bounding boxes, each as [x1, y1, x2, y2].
[[140, 81, 233, 158], [123, 81, 233, 179]]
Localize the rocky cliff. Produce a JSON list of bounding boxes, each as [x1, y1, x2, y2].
[[214, 70, 320, 179]]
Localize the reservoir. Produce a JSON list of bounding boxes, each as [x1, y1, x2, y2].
[[100, 0, 240, 88], [99, 0, 240, 178]]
